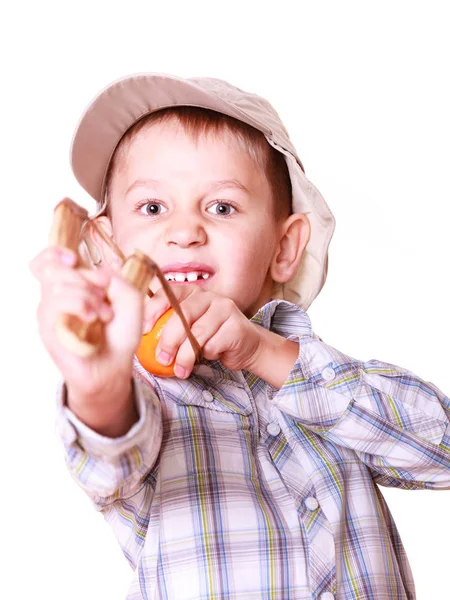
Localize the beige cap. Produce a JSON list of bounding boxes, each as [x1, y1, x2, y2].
[[70, 73, 335, 310]]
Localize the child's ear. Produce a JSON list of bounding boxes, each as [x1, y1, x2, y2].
[[270, 213, 311, 283], [86, 216, 123, 269]]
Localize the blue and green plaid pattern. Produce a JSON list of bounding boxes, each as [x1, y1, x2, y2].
[[58, 300, 450, 599]]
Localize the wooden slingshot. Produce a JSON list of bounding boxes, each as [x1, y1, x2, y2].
[[49, 198, 202, 375]]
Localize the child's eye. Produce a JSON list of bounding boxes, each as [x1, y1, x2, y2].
[[137, 200, 167, 216], [207, 201, 237, 217]]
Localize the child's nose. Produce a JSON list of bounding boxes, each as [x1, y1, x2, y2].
[[164, 215, 207, 248]]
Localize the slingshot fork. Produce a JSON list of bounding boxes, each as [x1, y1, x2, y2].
[[49, 197, 202, 362]]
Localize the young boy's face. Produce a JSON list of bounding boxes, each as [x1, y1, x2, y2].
[[101, 120, 290, 317]]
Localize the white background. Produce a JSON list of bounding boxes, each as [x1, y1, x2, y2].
[[2, 1, 449, 598]]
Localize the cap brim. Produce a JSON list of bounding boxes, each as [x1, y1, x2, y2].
[[70, 73, 275, 206]]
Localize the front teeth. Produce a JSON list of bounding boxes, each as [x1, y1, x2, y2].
[[164, 271, 211, 282]]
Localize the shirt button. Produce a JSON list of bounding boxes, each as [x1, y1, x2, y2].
[[320, 593, 335, 600], [202, 390, 214, 402], [322, 366, 336, 381], [267, 422, 281, 436], [305, 496, 319, 511]]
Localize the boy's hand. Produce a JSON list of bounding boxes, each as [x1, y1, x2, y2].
[[30, 246, 146, 434], [143, 286, 264, 379]]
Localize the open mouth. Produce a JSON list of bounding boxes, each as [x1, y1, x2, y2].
[[164, 271, 211, 283]]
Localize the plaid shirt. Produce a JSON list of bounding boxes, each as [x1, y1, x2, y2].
[[57, 299, 450, 600]]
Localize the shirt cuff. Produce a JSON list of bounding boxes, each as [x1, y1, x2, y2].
[[56, 375, 159, 458]]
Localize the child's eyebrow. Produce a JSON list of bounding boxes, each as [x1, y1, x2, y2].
[[206, 179, 250, 194], [125, 178, 249, 196], [126, 178, 162, 195]]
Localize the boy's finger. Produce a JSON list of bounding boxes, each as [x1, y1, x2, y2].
[[173, 340, 196, 379], [81, 267, 113, 288], [171, 317, 223, 379], [149, 290, 208, 351], [141, 293, 154, 334], [107, 271, 144, 315], [46, 281, 110, 311], [157, 301, 222, 372], [39, 265, 111, 295], [29, 246, 77, 278], [143, 285, 182, 332], [30, 246, 112, 290], [40, 285, 111, 325]]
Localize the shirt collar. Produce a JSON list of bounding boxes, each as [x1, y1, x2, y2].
[[250, 298, 312, 339]]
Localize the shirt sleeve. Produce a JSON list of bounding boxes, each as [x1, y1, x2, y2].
[[56, 373, 163, 507], [270, 333, 450, 490]]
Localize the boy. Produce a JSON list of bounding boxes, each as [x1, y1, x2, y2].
[[31, 73, 450, 599]]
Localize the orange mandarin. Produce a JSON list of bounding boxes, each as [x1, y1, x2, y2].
[[136, 308, 176, 376]]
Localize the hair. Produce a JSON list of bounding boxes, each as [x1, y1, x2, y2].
[[102, 106, 292, 221]]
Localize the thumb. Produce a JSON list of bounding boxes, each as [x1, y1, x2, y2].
[[107, 272, 145, 347]]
